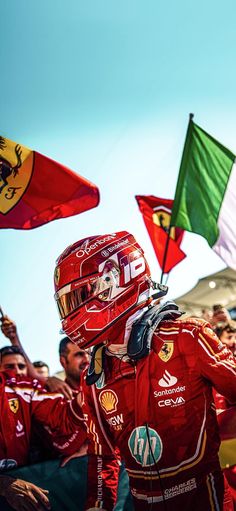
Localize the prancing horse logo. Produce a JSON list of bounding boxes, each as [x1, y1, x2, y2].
[[0, 136, 33, 214]]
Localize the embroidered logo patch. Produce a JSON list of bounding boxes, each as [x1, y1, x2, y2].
[[8, 398, 19, 414], [158, 342, 174, 362], [99, 389, 118, 414]]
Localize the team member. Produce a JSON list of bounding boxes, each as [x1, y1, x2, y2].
[[1, 315, 73, 400], [0, 355, 85, 510], [59, 337, 89, 391], [43, 338, 89, 462], [0, 346, 27, 376], [54, 231, 236, 510]]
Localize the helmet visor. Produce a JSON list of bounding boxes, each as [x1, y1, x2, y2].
[[55, 276, 113, 320]]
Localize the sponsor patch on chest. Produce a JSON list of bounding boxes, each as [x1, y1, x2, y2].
[[99, 389, 118, 414]]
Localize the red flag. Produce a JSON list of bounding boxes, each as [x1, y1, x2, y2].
[[135, 195, 186, 273], [0, 136, 99, 229]]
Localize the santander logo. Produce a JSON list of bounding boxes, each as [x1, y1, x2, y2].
[[158, 370, 177, 388]]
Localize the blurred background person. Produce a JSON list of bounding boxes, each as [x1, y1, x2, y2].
[[215, 321, 236, 357], [211, 304, 231, 326], [59, 337, 89, 392], [201, 307, 214, 323], [33, 361, 50, 379]]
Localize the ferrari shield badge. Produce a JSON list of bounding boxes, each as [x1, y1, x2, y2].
[[158, 342, 174, 362], [152, 205, 176, 240], [0, 136, 33, 214], [8, 398, 19, 414]]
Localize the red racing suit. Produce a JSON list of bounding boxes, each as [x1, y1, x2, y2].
[[30, 378, 88, 462], [82, 317, 236, 510], [0, 372, 85, 471]]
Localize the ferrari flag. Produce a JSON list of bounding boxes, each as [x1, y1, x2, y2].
[[135, 195, 186, 273], [171, 118, 236, 269], [0, 136, 100, 229]]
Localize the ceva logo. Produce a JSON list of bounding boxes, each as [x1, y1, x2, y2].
[[158, 370, 177, 388]]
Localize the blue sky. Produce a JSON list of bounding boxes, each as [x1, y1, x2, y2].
[[1, 0, 236, 372]]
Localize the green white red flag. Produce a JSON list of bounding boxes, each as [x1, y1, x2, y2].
[[171, 118, 236, 269]]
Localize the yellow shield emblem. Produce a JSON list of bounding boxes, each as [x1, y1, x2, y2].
[[8, 398, 19, 414], [158, 342, 174, 362], [54, 267, 60, 286], [152, 206, 176, 241], [0, 136, 33, 214]]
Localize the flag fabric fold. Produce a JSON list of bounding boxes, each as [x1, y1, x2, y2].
[[171, 119, 236, 269], [0, 135, 100, 229], [135, 195, 186, 273]]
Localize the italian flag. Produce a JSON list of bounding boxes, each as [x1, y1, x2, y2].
[[171, 118, 236, 269]]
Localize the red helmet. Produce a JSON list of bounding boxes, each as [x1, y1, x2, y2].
[[54, 231, 156, 349]]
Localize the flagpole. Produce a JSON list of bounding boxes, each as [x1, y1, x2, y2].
[[160, 113, 194, 284], [160, 228, 171, 284]]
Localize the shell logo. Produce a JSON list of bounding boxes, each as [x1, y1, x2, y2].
[[99, 389, 118, 414]]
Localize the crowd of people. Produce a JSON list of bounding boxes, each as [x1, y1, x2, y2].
[[1, 230, 236, 510], [0, 319, 89, 510]]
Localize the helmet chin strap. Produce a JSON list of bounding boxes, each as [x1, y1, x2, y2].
[[107, 306, 149, 357]]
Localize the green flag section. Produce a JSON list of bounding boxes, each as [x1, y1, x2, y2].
[[171, 119, 236, 269]]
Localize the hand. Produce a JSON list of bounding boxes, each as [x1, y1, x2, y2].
[[0, 476, 51, 510], [0, 316, 18, 343], [46, 376, 73, 400]]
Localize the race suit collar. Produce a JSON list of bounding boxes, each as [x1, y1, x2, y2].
[[106, 306, 149, 359]]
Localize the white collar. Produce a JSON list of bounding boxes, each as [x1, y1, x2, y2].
[[106, 306, 148, 359]]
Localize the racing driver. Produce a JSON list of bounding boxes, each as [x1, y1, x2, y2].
[[54, 231, 236, 511]]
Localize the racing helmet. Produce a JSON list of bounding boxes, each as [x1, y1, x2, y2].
[[54, 231, 165, 348]]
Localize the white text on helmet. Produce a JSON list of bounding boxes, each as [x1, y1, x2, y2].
[[120, 254, 145, 284], [76, 235, 117, 258]]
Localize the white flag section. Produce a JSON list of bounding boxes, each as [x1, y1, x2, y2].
[[171, 119, 236, 270], [213, 161, 236, 268]]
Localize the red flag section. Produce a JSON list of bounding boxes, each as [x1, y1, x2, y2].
[[135, 195, 186, 273], [0, 136, 100, 229]]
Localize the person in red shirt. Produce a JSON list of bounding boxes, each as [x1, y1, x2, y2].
[[59, 337, 89, 391], [0, 314, 73, 400], [54, 231, 236, 511], [0, 345, 85, 511], [0, 346, 27, 376]]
